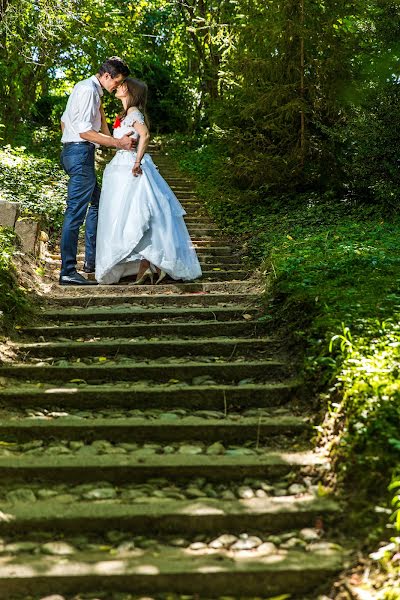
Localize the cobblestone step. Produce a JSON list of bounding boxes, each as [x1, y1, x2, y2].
[[46, 292, 259, 307], [52, 269, 251, 282], [0, 450, 325, 483], [0, 542, 344, 597], [48, 253, 241, 267], [20, 319, 269, 339], [0, 494, 339, 536], [0, 358, 289, 383], [50, 281, 258, 296], [0, 381, 299, 410], [16, 337, 275, 360], [0, 149, 344, 598], [39, 305, 260, 323], [0, 414, 309, 443]]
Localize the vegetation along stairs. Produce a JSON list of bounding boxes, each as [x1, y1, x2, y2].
[[0, 148, 346, 598]]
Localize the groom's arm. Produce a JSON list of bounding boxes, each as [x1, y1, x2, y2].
[[79, 129, 135, 150], [75, 87, 135, 150], [100, 103, 111, 136]]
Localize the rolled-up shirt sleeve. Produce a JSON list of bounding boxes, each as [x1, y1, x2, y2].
[[75, 87, 98, 134]]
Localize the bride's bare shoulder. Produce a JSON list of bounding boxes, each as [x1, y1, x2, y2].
[[127, 106, 139, 114]]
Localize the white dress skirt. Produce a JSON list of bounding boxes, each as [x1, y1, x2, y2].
[[95, 110, 202, 284]]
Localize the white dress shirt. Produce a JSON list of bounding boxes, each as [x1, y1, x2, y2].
[[61, 75, 103, 144]]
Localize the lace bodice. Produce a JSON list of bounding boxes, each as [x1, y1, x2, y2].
[[113, 109, 145, 140]]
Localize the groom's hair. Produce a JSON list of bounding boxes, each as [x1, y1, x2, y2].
[[98, 56, 130, 79]]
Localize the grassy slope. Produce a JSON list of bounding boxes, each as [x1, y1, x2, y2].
[[163, 136, 400, 591]]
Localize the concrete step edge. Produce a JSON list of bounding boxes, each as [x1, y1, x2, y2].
[[0, 360, 289, 383], [16, 337, 274, 354], [0, 415, 309, 440], [0, 381, 300, 410], [0, 545, 344, 596], [40, 305, 259, 318], [0, 450, 327, 470], [0, 495, 340, 535], [46, 293, 259, 306], [21, 319, 269, 336]]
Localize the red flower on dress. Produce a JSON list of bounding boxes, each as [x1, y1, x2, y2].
[[113, 116, 122, 129]]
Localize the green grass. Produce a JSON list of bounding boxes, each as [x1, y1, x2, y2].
[[164, 137, 400, 589], [165, 134, 400, 488]]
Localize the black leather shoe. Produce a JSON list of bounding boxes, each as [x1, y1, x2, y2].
[[83, 263, 95, 274], [59, 272, 98, 286]]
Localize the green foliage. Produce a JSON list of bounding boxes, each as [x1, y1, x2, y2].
[[0, 227, 31, 329], [335, 83, 400, 206], [168, 135, 400, 483], [0, 0, 192, 134], [390, 475, 400, 532], [327, 318, 400, 472], [0, 145, 67, 238], [1, 0, 399, 203]]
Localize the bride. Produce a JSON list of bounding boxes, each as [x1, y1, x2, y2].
[[95, 78, 202, 285]]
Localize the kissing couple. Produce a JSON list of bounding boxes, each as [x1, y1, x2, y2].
[[59, 56, 202, 286]]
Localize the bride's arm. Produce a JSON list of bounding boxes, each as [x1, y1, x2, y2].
[[132, 120, 150, 177]]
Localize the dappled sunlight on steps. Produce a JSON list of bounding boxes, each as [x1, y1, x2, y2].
[[0, 149, 345, 598]]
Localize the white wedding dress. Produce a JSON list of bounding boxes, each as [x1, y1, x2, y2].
[[95, 110, 202, 284]]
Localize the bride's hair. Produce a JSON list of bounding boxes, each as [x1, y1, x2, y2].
[[120, 78, 149, 127]]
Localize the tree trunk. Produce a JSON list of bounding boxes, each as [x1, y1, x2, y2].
[[300, 0, 305, 164]]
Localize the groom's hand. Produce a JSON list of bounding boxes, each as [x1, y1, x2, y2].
[[118, 132, 137, 151]]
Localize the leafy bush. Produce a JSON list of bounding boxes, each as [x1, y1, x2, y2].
[[391, 474, 400, 533], [31, 94, 66, 127], [333, 82, 400, 207], [0, 144, 67, 239], [0, 227, 31, 330]]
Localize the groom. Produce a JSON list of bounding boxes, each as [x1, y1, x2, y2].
[[59, 56, 136, 286]]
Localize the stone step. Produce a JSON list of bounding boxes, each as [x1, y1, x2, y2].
[[190, 235, 230, 242], [0, 451, 325, 483], [0, 543, 343, 597], [192, 240, 232, 247], [16, 337, 274, 360], [169, 182, 193, 188], [176, 193, 201, 200], [187, 227, 220, 236], [0, 381, 299, 410], [49, 253, 241, 266], [186, 221, 218, 228], [47, 293, 258, 308], [0, 495, 339, 536], [53, 281, 257, 294], [0, 359, 288, 383], [0, 415, 309, 443], [48, 261, 245, 273], [58, 269, 249, 282], [39, 305, 259, 323], [182, 206, 207, 213], [21, 319, 268, 339]]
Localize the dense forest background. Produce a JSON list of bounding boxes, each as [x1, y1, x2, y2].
[[0, 0, 399, 202]]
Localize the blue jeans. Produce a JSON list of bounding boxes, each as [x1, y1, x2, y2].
[[60, 143, 100, 276]]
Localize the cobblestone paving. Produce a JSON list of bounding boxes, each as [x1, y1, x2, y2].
[[0, 150, 346, 599]]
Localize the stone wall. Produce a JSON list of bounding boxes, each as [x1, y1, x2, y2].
[[0, 200, 47, 257]]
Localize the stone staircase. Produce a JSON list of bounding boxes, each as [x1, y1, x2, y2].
[[0, 150, 345, 599]]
